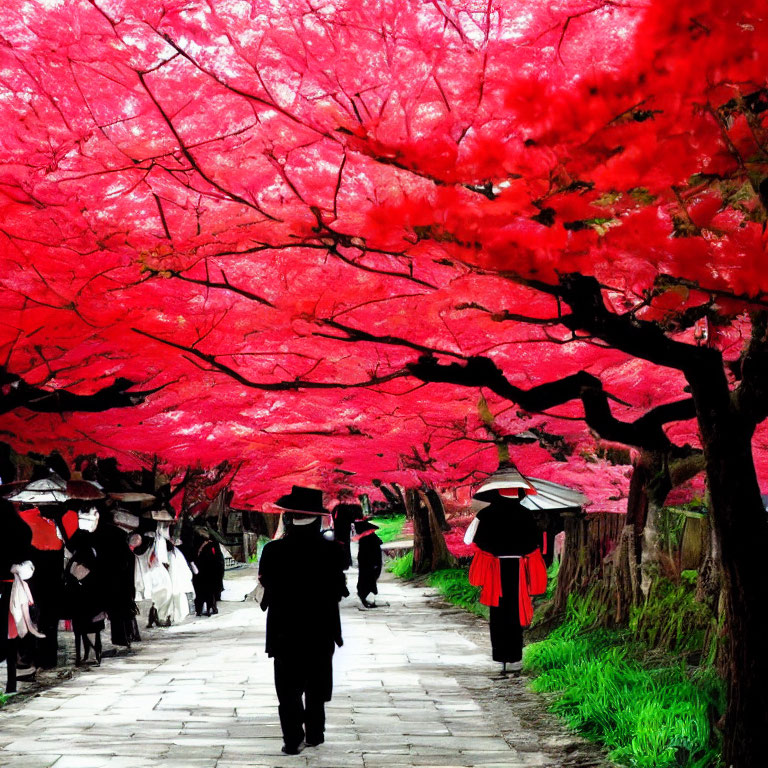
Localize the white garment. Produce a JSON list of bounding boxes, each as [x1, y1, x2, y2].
[[463, 516, 479, 545], [166, 548, 193, 623], [9, 561, 45, 639]]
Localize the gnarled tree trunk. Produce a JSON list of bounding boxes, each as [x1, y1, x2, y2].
[[689, 360, 768, 768], [408, 487, 456, 574]]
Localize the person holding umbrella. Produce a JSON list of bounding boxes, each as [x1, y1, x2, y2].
[[465, 465, 548, 674], [258, 486, 348, 755]]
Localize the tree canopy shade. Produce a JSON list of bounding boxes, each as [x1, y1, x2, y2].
[[2, 3, 768, 761]]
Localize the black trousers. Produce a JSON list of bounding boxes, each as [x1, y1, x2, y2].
[[489, 558, 523, 663], [273, 648, 334, 747]]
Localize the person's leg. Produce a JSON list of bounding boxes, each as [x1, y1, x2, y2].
[[489, 560, 523, 670], [5, 638, 17, 693], [274, 656, 305, 752], [304, 650, 333, 746]]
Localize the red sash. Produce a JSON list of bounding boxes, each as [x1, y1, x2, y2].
[[469, 546, 548, 626]]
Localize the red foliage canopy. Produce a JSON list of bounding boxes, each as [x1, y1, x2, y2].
[[0, 0, 766, 509]]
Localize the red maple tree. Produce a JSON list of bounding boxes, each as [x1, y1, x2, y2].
[[0, 1, 767, 762]]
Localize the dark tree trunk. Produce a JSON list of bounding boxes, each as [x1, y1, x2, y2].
[[425, 488, 451, 532], [689, 366, 768, 768], [407, 488, 431, 574], [409, 488, 456, 574], [553, 511, 626, 617]]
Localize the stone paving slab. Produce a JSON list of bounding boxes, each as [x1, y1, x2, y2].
[[1, 565, 612, 768]]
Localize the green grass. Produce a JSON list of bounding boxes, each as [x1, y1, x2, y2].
[[630, 570, 718, 660], [426, 568, 489, 619], [368, 514, 406, 543], [386, 550, 414, 579], [524, 594, 724, 768], [0, 693, 7, 707]]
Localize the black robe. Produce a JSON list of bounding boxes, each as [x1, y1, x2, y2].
[[93, 518, 140, 646], [64, 529, 107, 634], [356, 533, 382, 600], [192, 538, 225, 614], [473, 495, 542, 663], [258, 525, 347, 661]]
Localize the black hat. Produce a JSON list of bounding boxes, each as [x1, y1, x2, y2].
[[354, 518, 379, 534], [274, 485, 328, 516]]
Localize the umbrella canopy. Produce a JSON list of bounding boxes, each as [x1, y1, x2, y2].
[[520, 478, 590, 512], [66, 479, 105, 500], [6, 474, 69, 504]]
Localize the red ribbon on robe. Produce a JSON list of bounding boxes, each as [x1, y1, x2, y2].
[[468, 547, 501, 607], [469, 545, 548, 627]]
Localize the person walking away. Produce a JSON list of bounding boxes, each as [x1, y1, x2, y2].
[[465, 466, 548, 674], [331, 502, 359, 569], [258, 486, 347, 755], [353, 519, 382, 608], [191, 527, 225, 616]]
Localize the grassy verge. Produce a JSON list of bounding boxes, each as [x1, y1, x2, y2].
[[524, 593, 724, 768], [386, 549, 413, 579], [369, 514, 406, 543]]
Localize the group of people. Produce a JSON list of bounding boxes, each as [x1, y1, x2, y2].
[[0, 471, 226, 693], [3, 461, 548, 759]]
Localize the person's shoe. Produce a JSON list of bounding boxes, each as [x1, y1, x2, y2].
[[281, 741, 305, 755], [210, 606, 218, 614], [14, 666, 36, 681], [305, 735, 324, 747]]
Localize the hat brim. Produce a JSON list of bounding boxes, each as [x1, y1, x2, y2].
[[274, 503, 329, 516]]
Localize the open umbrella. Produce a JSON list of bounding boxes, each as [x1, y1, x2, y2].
[[6, 474, 69, 504], [66, 479, 105, 501]]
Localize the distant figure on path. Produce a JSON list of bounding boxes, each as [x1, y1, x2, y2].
[[466, 466, 547, 674], [354, 519, 382, 608], [258, 486, 348, 755], [190, 528, 225, 617], [331, 502, 359, 570]]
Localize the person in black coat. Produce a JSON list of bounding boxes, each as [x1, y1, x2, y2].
[[331, 502, 359, 570], [354, 519, 382, 608], [191, 528, 225, 616], [258, 486, 347, 755], [93, 509, 141, 648]]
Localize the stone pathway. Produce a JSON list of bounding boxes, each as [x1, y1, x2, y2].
[[0, 568, 611, 768]]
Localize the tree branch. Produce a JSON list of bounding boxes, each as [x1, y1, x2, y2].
[[0, 368, 166, 415], [406, 355, 695, 454]]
